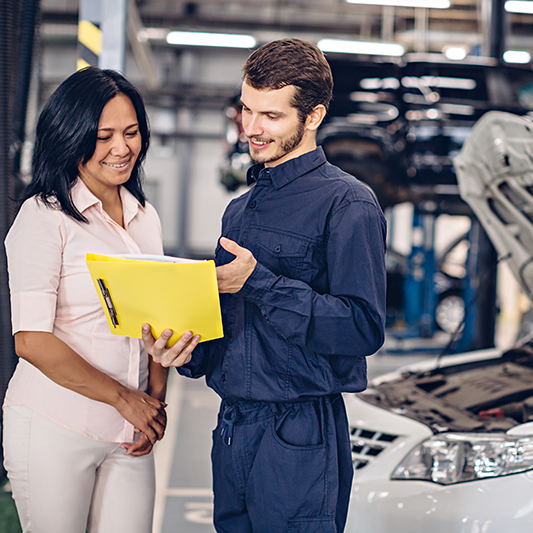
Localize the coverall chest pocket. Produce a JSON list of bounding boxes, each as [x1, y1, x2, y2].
[[254, 229, 310, 278]]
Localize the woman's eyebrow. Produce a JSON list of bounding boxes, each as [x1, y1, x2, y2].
[[98, 122, 139, 131]]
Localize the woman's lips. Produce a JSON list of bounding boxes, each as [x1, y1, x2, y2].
[[103, 159, 130, 170]]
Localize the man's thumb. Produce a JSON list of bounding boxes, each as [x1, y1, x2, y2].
[[220, 237, 240, 255]]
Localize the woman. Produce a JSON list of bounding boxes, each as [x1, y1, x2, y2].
[[3, 67, 188, 533]]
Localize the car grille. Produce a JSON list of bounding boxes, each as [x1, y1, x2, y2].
[[350, 426, 399, 470]]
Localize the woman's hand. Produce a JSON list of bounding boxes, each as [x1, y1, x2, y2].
[[114, 387, 167, 444], [142, 324, 200, 368], [119, 358, 170, 457], [14, 331, 168, 454], [120, 432, 154, 457]]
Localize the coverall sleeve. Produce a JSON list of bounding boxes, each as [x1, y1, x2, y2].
[[176, 337, 225, 379], [237, 199, 387, 357]]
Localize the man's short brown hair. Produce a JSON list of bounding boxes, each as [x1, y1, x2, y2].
[[242, 38, 333, 123]]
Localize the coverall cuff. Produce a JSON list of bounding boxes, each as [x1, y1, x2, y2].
[[176, 366, 193, 378], [237, 262, 277, 301]]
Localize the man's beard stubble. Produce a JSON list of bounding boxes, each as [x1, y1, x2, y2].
[[249, 120, 306, 166]]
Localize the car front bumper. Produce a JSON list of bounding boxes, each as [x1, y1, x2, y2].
[[344, 392, 533, 533]]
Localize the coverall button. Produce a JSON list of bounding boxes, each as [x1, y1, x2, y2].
[[275, 245, 282, 253], [249, 201, 257, 209]]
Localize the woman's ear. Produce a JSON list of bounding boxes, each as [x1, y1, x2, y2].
[[305, 104, 327, 132]]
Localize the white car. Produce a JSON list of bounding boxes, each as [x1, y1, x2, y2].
[[345, 347, 533, 533], [344, 112, 533, 533]]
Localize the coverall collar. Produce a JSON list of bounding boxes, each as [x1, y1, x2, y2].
[[246, 146, 327, 190]]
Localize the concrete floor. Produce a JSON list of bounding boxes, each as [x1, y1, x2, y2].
[[153, 373, 218, 533]]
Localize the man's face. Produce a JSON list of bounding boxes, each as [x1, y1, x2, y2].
[[240, 82, 314, 168]]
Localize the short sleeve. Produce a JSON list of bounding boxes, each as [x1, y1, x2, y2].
[[5, 198, 64, 333]]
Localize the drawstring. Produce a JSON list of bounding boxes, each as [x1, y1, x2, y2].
[[220, 404, 238, 446]]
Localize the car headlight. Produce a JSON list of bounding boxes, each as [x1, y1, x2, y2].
[[391, 433, 533, 485]]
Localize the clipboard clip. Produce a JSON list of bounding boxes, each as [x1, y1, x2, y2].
[[97, 278, 119, 328]]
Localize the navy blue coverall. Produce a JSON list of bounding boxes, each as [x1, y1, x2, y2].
[[179, 146, 387, 533]]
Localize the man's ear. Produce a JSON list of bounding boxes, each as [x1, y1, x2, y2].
[[305, 104, 327, 132]]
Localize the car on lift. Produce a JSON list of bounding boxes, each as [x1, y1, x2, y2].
[[344, 111, 533, 533], [318, 54, 533, 211]]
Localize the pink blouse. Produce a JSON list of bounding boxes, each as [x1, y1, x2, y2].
[[4, 179, 164, 443]]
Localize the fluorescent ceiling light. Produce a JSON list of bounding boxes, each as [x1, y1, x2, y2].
[[138, 28, 168, 41], [401, 75, 476, 91], [346, 0, 450, 7], [438, 103, 475, 116], [503, 50, 531, 64], [166, 31, 256, 49], [318, 38, 404, 57], [505, 1, 533, 14], [420, 76, 476, 90], [360, 77, 400, 90], [444, 47, 467, 60]]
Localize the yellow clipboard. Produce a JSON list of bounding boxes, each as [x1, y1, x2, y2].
[[86, 253, 223, 346]]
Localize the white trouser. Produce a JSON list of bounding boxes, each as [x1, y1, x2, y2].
[[2, 405, 156, 533]]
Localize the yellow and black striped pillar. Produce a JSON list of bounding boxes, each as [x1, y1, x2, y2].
[[77, 19, 102, 70]]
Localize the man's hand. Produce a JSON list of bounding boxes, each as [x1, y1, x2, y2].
[[216, 237, 257, 294], [142, 324, 200, 368]]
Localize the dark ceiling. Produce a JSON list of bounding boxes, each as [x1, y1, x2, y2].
[[41, 0, 533, 57]]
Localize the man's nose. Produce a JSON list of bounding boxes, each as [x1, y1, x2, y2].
[[243, 115, 263, 138]]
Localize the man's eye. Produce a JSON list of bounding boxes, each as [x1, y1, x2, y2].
[[268, 115, 279, 120]]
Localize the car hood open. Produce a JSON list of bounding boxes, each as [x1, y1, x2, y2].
[[359, 342, 533, 433], [455, 111, 533, 302]]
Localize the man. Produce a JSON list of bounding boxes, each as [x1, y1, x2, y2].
[[143, 38, 386, 533]]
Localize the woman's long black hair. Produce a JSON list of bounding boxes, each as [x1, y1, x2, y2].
[[22, 66, 150, 222]]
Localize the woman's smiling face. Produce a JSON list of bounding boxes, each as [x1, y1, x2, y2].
[[78, 92, 141, 196]]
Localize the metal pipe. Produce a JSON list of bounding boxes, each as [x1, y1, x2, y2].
[[414, 7, 428, 54], [489, 0, 506, 62], [381, 5, 395, 43], [0, 0, 22, 483], [12, 0, 40, 188]]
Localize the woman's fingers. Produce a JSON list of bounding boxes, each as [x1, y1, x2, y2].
[[115, 388, 167, 443], [121, 433, 154, 457]]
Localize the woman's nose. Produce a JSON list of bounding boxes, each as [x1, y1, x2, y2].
[[110, 135, 129, 156]]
